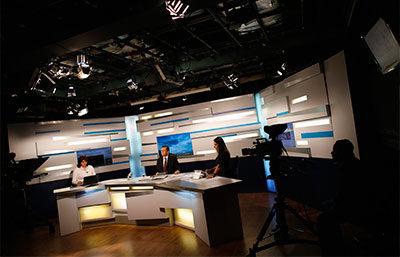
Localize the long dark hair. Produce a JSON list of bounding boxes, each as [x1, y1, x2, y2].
[[77, 155, 89, 168], [214, 136, 229, 154]]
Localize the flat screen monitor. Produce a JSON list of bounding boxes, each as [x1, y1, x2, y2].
[[364, 18, 400, 74], [156, 132, 194, 156], [278, 123, 296, 148], [76, 147, 112, 167]]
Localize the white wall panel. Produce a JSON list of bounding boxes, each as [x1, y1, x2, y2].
[[211, 95, 255, 114], [324, 51, 359, 158]]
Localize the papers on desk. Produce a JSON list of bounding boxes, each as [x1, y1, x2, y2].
[[151, 174, 168, 180]]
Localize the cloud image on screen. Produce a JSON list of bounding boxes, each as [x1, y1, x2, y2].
[[157, 133, 194, 155]]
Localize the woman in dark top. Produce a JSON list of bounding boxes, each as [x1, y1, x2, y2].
[[205, 136, 231, 179]]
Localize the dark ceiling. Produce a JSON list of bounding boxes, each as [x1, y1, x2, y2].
[[2, 0, 360, 122]]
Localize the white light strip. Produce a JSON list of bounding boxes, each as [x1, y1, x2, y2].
[[67, 138, 107, 146], [140, 115, 153, 120], [43, 164, 74, 172], [196, 150, 217, 155], [296, 140, 309, 146], [39, 120, 63, 125], [192, 111, 255, 124], [293, 118, 330, 128], [291, 95, 308, 104], [223, 133, 259, 143], [142, 131, 154, 136], [210, 96, 241, 103], [154, 112, 173, 118], [109, 187, 130, 191], [157, 128, 174, 134], [53, 136, 68, 141], [131, 186, 154, 190], [113, 147, 127, 152]]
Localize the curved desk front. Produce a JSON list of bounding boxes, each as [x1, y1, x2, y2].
[[53, 173, 243, 247]]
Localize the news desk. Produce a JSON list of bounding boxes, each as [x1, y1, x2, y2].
[[53, 173, 243, 247]]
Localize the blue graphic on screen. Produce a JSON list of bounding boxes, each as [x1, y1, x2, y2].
[[157, 133, 193, 155], [76, 147, 113, 167], [277, 123, 296, 148]]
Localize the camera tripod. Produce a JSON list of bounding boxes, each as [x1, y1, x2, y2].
[[248, 158, 319, 256]]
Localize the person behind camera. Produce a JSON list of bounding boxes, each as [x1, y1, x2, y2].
[[205, 136, 231, 179], [317, 139, 374, 256], [156, 146, 180, 175], [72, 155, 96, 186]]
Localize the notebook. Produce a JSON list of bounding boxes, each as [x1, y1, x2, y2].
[[83, 175, 99, 186]]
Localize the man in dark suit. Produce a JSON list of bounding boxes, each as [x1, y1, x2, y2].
[[156, 146, 180, 175]]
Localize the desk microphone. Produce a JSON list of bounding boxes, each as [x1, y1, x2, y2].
[[127, 172, 133, 179]]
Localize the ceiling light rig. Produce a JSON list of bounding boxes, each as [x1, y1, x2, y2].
[[67, 86, 76, 97], [223, 73, 239, 90], [76, 54, 92, 80], [277, 62, 287, 76], [165, 0, 190, 20], [67, 103, 88, 116]]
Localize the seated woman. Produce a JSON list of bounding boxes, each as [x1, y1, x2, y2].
[[205, 136, 232, 179], [72, 155, 96, 186]]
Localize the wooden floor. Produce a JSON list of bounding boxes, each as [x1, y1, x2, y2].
[[3, 192, 323, 256]]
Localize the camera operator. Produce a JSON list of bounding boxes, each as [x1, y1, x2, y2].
[[205, 137, 231, 179], [317, 139, 374, 256]]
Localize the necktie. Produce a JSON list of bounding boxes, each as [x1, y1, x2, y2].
[[163, 158, 167, 173]]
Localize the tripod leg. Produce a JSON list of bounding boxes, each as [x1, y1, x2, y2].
[[285, 203, 318, 236], [249, 205, 276, 256]]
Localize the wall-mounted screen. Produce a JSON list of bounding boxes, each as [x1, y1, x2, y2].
[[157, 132, 193, 156], [76, 147, 113, 167], [278, 123, 296, 148]]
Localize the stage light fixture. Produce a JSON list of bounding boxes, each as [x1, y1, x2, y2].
[[277, 62, 287, 76], [78, 107, 88, 116], [165, 0, 190, 20], [126, 78, 139, 90], [223, 73, 239, 90], [67, 86, 76, 97], [77, 54, 92, 80]]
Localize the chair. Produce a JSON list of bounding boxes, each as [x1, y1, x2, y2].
[[230, 155, 240, 179]]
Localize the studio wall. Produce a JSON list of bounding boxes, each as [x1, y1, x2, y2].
[[8, 117, 131, 184]]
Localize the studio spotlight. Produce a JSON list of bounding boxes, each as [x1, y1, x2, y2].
[[126, 78, 139, 90], [165, 0, 190, 20], [67, 86, 76, 97], [77, 54, 92, 80], [276, 62, 287, 76], [139, 106, 145, 111], [78, 107, 88, 116], [182, 95, 188, 101]]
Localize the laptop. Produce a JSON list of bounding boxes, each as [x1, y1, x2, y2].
[[83, 175, 99, 186]]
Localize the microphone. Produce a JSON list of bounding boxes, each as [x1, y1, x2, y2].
[[127, 172, 133, 179]]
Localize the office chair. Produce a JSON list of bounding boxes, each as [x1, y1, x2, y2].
[[231, 155, 240, 179]]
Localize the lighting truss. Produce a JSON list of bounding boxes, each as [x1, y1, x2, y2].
[[165, 0, 190, 20]]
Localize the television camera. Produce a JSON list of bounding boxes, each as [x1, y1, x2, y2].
[[242, 124, 287, 159], [241, 124, 319, 256]]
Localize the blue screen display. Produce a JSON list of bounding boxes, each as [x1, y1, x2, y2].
[[76, 147, 113, 167], [157, 132, 193, 155], [278, 123, 296, 148]]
